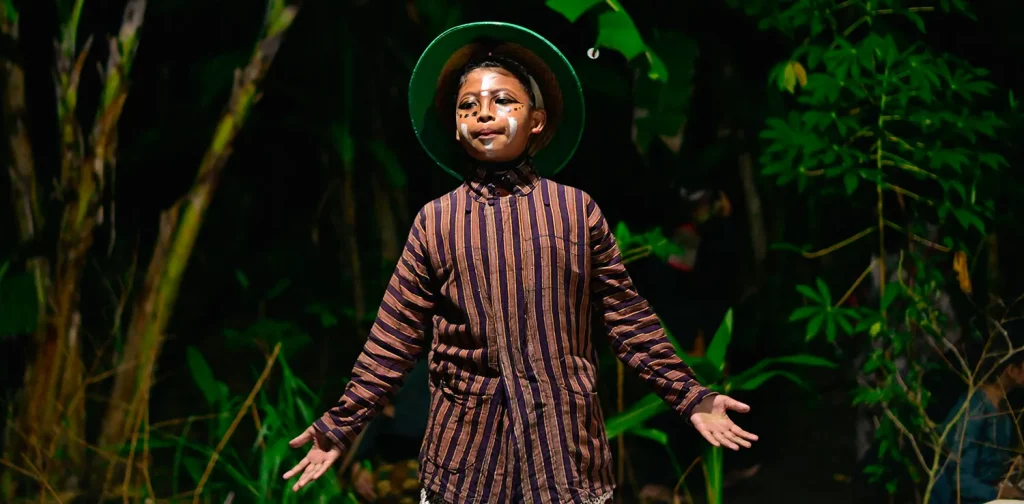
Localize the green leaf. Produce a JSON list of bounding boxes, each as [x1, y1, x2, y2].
[[186, 346, 219, 406], [613, 221, 632, 246], [730, 370, 808, 392], [880, 286, 900, 311], [788, 306, 820, 321], [705, 309, 733, 371], [682, 355, 722, 384], [234, 269, 249, 289], [843, 172, 859, 194], [627, 427, 670, 446], [725, 354, 835, 392], [979, 152, 1008, 170], [806, 314, 825, 341], [816, 278, 832, 305], [646, 50, 668, 82], [595, 10, 645, 60], [266, 278, 292, 300], [953, 208, 986, 233], [605, 393, 668, 439], [545, 0, 604, 22], [836, 313, 854, 335], [796, 284, 822, 303], [826, 315, 837, 342]]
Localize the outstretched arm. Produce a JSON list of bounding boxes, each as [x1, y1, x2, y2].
[[284, 208, 437, 490], [586, 196, 757, 449]]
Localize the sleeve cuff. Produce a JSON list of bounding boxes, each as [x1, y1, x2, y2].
[[313, 417, 352, 452], [678, 386, 717, 425]]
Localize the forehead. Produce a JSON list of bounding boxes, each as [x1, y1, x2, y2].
[[458, 67, 528, 95]]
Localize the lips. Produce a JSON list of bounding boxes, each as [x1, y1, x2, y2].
[[474, 128, 503, 138]]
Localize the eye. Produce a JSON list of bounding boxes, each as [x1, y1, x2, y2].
[[458, 101, 476, 110], [495, 97, 517, 105]]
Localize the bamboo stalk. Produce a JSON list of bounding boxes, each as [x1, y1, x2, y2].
[[97, 1, 300, 484]]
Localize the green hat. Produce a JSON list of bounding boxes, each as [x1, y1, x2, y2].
[[409, 22, 585, 179]]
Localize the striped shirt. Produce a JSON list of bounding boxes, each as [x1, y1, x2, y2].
[[315, 162, 715, 504]]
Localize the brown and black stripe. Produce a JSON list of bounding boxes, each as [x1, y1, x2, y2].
[[315, 165, 714, 504]]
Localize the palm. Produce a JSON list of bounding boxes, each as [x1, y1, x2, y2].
[[282, 426, 343, 492], [689, 394, 758, 451]]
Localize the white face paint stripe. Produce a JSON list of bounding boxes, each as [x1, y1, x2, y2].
[[507, 117, 518, 140], [460, 123, 470, 141]]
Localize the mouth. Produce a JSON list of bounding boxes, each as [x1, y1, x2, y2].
[[474, 128, 503, 139]]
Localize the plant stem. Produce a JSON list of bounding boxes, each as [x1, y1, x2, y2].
[[192, 343, 281, 503]]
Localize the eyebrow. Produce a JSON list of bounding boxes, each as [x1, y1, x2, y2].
[[459, 88, 522, 100]]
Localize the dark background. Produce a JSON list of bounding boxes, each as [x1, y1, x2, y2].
[[3, 0, 1024, 502]]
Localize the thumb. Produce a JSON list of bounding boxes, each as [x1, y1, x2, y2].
[[289, 427, 313, 448], [725, 397, 750, 413]]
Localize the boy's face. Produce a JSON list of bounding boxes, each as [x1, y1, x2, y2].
[[1007, 363, 1024, 389], [455, 67, 546, 163]]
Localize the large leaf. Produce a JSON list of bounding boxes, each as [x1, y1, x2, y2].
[[186, 346, 220, 406], [724, 354, 832, 394], [680, 355, 723, 384], [626, 426, 670, 446], [705, 309, 733, 372], [595, 10, 645, 60], [545, 0, 604, 22], [728, 369, 809, 392], [605, 393, 668, 439]]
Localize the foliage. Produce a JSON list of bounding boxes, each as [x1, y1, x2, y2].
[[745, 0, 1011, 498], [605, 309, 835, 503], [545, 1, 697, 154], [613, 221, 685, 264]]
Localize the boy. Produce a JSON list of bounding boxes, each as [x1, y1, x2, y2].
[[930, 322, 1024, 504], [284, 22, 757, 504]]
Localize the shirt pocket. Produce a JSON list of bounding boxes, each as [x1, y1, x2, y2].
[[421, 379, 493, 474]]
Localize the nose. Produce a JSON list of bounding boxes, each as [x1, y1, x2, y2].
[[477, 107, 494, 122]]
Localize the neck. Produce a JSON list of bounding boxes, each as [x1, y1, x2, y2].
[[467, 152, 531, 177], [981, 379, 1010, 406]]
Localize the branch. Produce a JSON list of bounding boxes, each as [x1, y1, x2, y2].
[[882, 408, 930, 472], [802, 227, 875, 259], [836, 259, 875, 308], [192, 343, 281, 503], [883, 220, 951, 252]]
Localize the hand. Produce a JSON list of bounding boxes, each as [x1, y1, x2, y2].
[[351, 463, 377, 501], [998, 482, 1024, 499], [688, 394, 759, 451], [282, 426, 343, 492]]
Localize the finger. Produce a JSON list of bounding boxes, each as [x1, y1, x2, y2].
[[713, 430, 740, 451], [283, 457, 310, 480], [725, 398, 751, 413], [724, 431, 752, 449], [730, 424, 759, 442], [289, 428, 313, 448], [699, 427, 720, 447], [293, 462, 320, 492], [311, 459, 333, 480]]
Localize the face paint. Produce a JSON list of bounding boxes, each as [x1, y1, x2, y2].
[[507, 116, 518, 140], [460, 123, 470, 141]]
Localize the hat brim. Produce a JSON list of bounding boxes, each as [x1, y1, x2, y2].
[[409, 22, 585, 179]]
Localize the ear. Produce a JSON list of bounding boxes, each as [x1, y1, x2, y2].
[[529, 108, 547, 135]]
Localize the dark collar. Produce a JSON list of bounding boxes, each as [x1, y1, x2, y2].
[[465, 157, 540, 201]]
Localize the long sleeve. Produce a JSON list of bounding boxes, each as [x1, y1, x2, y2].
[[586, 196, 715, 419], [314, 208, 437, 452], [941, 397, 999, 502]]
